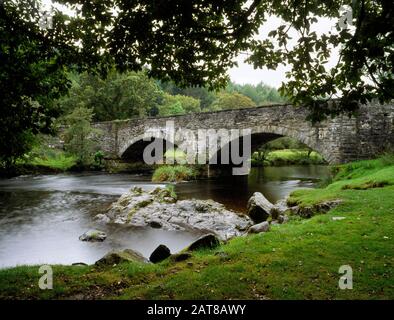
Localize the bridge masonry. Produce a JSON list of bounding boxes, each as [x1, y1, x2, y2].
[[92, 103, 394, 166]]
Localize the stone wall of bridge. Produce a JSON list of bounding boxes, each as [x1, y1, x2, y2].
[[92, 103, 394, 165]]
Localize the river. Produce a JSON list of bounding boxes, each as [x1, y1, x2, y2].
[[0, 166, 330, 268]]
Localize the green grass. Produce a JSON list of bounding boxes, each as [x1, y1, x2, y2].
[[27, 152, 77, 171], [152, 165, 196, 182], [252, 149, 326, 166], [16, 136, 77, 172], [1, 156, 393, 299]]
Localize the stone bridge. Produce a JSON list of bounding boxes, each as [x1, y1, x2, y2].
[[93, 103, 394, 169]]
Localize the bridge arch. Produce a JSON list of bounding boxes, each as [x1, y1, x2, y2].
[[120, 133, 178, 163]]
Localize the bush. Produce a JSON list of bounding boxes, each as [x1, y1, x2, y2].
[[152, 165, 196, 182]]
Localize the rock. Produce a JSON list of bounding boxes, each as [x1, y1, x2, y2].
[[188, 234, 220, 251], [248, 221, 270, 234], [270, 198, 289, 219], [94, 214, 111, 224], [150, 187, 177, 203], [149, 244, 171, 263], [79, 229, 107, 242], [170, 252, 192, 263], [278, 214, 289, 224], [149, 220, 162, 228], [289, 199, 342, 218], [95, 249, 148, 266], [332, 216, 346, 221], [105, 187, 252, 240], [247, 192, 273, 223]]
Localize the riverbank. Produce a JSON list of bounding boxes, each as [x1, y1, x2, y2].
[[0, 155, 393, 299], [252, 149, 325, 166]]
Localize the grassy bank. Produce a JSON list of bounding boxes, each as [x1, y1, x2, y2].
[[0, 149, 77, 178], [252, 149, 325, 166], [1, 156, 393, 299]]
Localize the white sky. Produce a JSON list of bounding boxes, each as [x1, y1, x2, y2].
[[229, 16, 341, 88]]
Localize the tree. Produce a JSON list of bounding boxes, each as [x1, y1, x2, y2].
[[63, 107, 100, 167], [42, 0, 390, 121], [60, 70, 163, 121], [158, 82, 217, 111], [158, 93, 201, 116], [0, 2, 73, 167], [209, 92, 256, 111], [226, 81, 287, 105]]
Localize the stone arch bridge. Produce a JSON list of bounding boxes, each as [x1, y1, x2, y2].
[[93, 103, 394, 171]]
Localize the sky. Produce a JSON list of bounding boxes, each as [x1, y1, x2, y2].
[[229, 16, 340, 88]]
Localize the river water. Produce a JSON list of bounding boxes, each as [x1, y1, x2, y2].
[[0, 166, 330, 268]]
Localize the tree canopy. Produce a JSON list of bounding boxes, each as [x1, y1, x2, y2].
[[59, 70, 163, 121], [209, 92, 257, 111], [11, 0, 388, 121]]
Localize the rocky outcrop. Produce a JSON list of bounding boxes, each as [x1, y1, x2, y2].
[[246, 192, 274, 223], [99, 187, 253, 241], [248, 221, 270, 234], [95, 249, 148, 266], [149, 244, 171, 263], [79, 230, 107, 242]]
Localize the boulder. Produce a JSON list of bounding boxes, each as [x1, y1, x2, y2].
[[79, 229, 107, 242], [188, 234, 220, 251], [95, 249, 148, 266], [94, 214, 111, 224], [149, 244, 171, 263], [104, 187, 252, 240], [248, 221, 270, 234], [247, 192, 273, 223], [277, 214, 289, 224], [270, 198, 289, 219]]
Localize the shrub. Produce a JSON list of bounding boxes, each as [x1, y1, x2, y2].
[[152, 165, 196, 182]]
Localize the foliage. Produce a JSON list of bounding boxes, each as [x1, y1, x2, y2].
[[94, 150, 105, 167], [226, 82, 287, 105], [60, 70, 163, 121], [18, 135, 77, 171], [265, 137, 308, 151], [252, 149, 325, 167], [246, 0, 394, 121], [158, 82, 217, 110], [158, 93, 201, 116], [209, 92, 256, 111], [63, 107, 100, 167], [152, 165, 196, 182], [0, 3, 73, 167]]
